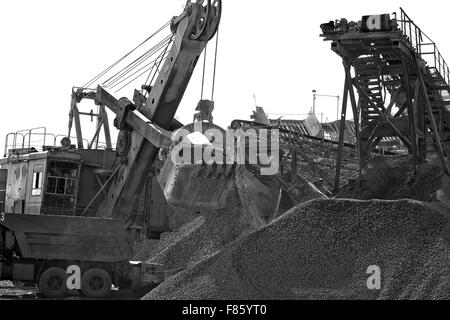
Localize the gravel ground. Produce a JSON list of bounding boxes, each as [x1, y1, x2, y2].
[[143, 198, 450, 300], [0, 281, 39, 300], [0, 281, 156, 300]]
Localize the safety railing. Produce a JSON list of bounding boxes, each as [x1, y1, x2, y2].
[[4, 128, 48, 156], [3, 128, 90, 157], [398, 7, 450, 87]]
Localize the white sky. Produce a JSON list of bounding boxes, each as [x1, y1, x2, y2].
[[1, 0, 450, 150]]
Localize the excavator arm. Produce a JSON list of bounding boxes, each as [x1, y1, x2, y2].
[[94, 1, 222, 226]]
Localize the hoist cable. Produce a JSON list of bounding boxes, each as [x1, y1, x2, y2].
[[115, 52, 170, 93], [114, 54, 169, 93], [83, 20, 170, 88], [144, 56, 157, 87], [115, 39, 172, 93], [211, 28, 219, 100], [103, 35, 172, 88], [103, 35, 172, 87], [146, 36, 174, 87], [109, 52, 168, 90], [82, 20, 171, 88], [201, 44, 207, 99]]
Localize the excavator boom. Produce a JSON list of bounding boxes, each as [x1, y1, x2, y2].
[[94, 1, 222, 226]]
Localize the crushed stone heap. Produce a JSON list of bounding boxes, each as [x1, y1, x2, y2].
[[143, 198, 450, 300]]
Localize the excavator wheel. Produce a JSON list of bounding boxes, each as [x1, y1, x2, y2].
[[38, 267, 69, 299], [81, 268, 112, 298]]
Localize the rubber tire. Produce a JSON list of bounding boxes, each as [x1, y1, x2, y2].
[[81, 268, 112, 298], [38, 267, 69, 299]]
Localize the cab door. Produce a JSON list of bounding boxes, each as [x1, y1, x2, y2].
[[25, 160, 46, 215]]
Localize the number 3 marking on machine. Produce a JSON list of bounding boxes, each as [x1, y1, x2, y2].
[[0, 212, 5, 222]]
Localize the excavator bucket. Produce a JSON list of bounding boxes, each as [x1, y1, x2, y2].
[[157, 122, 241, 210]]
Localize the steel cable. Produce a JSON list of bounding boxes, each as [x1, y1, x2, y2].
[[82, 20, 171, 88], [115, 37, 173, 93], [103, 35, 172, 88], [211, 27, 219, 100]]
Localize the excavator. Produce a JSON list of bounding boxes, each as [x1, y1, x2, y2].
[[0, 0, 230, 298]]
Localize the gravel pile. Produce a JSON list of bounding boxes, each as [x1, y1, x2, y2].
[[138, 184, 261, 275], [134, 168, 326, 269], [133, 206, 200, 262], [143, 198, 450, 300], [135, 169, 294, 271]]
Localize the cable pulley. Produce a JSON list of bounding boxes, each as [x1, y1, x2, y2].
[[186, 0, 221, 41]]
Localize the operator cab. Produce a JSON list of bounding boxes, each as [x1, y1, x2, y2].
[[0, 128, 171, 239], [0, 139, 116, 216]]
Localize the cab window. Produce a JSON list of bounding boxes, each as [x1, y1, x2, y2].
[[32, 164, 44, 196], [45, 161, 78, 196]]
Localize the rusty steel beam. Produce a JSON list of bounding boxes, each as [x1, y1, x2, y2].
[[333, 77, 349, 192], [344, 62, 363, 177], [412, 79, 427, 159], [401, 56, 418, 173], [96, 86, 172, 149], [88, 117, 104, 150], [69, 94, 84, 150], [415, 60, 450, 176], [100, 105, 112, 150], [353, 79, 413, 149]]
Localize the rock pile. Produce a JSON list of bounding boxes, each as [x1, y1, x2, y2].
[[144, 198, 450, 300]]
